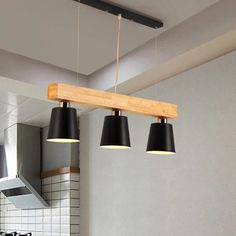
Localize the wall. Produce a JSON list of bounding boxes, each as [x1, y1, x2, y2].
[[42, 127, 80, 171], [0, 173, 80, 236], [80, 50, 236, 236]]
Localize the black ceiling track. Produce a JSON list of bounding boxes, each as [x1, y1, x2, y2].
[[73, 0, 163, 29]]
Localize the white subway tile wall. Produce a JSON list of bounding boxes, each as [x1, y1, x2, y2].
[[0, 173, 80, 236]]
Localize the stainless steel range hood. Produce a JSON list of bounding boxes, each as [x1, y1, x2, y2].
[[0, 124, 48, 209]]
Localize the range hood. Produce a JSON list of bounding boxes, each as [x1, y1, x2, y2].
[[0, 124, 48, 209]]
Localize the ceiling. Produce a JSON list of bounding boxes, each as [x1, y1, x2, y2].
[[0, 0, 219, 75]]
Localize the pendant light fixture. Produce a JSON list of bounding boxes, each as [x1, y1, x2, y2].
[[47, 101, 80, 143], [146, 118, 175, 155], [100, 109, 130, 149], [47, 2, 177, 153], [47, 3, 81, 143], [100, 14, 131, 149]]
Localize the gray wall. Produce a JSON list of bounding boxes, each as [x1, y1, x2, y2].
[[42, 127, 79, 171], [80, 50, 236, 236]]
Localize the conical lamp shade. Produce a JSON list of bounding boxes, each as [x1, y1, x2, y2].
[[146, 120, 175, 155], [47, 102, 80, 143], [100, 111, 130, 149]]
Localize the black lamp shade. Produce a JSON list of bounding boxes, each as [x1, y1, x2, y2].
[[47, 105, 80, 143], [100, 113, 131, 149], [146, 122, 175, 154]]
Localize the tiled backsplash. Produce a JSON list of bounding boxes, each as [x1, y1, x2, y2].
[[0, 173, 80, 236]]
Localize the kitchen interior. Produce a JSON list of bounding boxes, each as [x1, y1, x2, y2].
[[0, 0, 236, 236]]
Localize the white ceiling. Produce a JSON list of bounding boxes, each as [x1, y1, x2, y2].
[[0, 0, 219, 75]]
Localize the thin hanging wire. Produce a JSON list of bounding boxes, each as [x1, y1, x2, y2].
[[114, 14, 122, 94], [154, 29, 158, 60], [154, 36, 158, 58], [76, 2, 81, 85], [153, 29, 159, 116]]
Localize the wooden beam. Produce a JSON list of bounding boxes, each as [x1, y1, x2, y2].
[[48, 83, 177, 119], [41, 166, 80, 179]]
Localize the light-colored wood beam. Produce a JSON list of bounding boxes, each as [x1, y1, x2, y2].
[[48, 83, 177, 119]]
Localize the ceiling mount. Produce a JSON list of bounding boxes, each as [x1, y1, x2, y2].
[[73, 0, 164, 29]]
